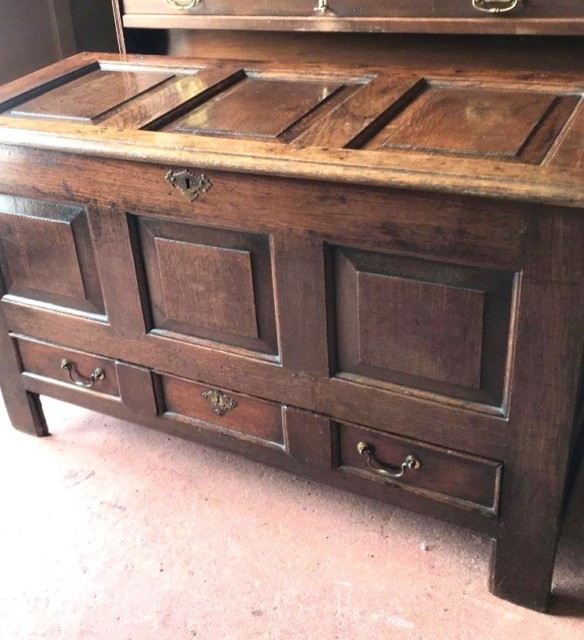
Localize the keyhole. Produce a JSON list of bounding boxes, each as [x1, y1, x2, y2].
[[184, 177, 191, 191]]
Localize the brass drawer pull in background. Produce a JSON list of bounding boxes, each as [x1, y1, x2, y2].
[[165, 0, 200, 9], [165, 169, 213, 202], [60, 359, 106, 389], [202, 389, 238, 416], [471, 0, 519, 14], [357, 441, 421, 479], [314, 0, 329, 14]]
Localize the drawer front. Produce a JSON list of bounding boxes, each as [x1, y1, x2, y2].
[[160, 374, 284, 447], [122, 0, 583, 19], [15, 336, 119, 396], [338, 421, 502, 515]]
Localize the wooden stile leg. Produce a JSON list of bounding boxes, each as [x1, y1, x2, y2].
[[0, 276, 48, 436], [488, 212, 584, 610], [489, 518, 560, 612], [1, 387, 48, 437]]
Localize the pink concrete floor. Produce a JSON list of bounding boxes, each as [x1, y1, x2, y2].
[[0, 396, 583, 640]]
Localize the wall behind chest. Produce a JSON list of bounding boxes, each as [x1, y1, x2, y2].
[[0, 0, 116, 86]]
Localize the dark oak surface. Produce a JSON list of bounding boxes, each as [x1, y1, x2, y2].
[[1, 53, 584, 207], [116, 0, 584, 35], [0, 51, 583, 614]]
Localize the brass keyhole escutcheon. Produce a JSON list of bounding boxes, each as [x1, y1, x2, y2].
[[165, 169, 213, 202], [202, 389, 238, 416]]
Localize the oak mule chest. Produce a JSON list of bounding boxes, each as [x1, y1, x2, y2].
[[1, 0, 584, 613]]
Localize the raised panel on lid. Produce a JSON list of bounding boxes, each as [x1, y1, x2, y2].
[[369, 86, 557, 158], [9, 69, 173, 123], [135, 216, 278, 356], [0, 195, 105, 316], [172, 77, 343, 139], [332, 247, 517, 408]]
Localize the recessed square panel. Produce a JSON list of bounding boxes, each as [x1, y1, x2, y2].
[[135, 217, 277, 356], [155, 238, 259, 339], [0, 195, 105, 316], [358, 272, 485, 389], [9, 69, 173, 123], [332, 247, 516, 406], [375, 87, 555, 158], [175, 77, 342, 139]]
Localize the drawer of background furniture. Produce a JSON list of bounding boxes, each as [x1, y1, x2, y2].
[[121, 0, 583, 19], [14, 336, 119, 396], [159, 374, 284, 447], [337, 421, 502, 515]]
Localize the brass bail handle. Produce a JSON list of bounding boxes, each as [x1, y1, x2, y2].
[[471, 0, 520, 14], [165, 0, 201, 9], [61, 359, 106, 389], [357, 441, 421, 479]]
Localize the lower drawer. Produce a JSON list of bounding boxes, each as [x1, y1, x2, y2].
[[337, 422, 502, 516], [159, 374, 284, 448], [15, 336, 119, 396]]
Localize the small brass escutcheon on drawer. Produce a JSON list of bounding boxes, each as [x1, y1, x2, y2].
[[338, 422, 502, 516], [159, 374, 284, 447]]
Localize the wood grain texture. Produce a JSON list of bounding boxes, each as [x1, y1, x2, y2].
[[271, 234, 330, 376], [294, 75, 424, 148], [283, 406, 334, 469], [175, 76, 342, 139], [338, 421, 502, 514], [155, 238, 259, 339], [20, 371, 500, 537], [160, 32, 584, 74], [357, 272, 485, 388], [489, 211, 584, 610], [116, 361, 159, 416], [546, 98, 584, 171], [10, 69, 173, 123], [161, 374, 284, 446], [120, 0, 584, 20], [333, 247, 516, 406], [99, 66, 245, 129], [2, 111, 584, 207], [14, 335, 119, 397], [373, 87, 556, 158], [120, 14, 584, 37], [0, 145, 528, 269], [3, 50, 584, 613], [0, 195, 105, 316], [136, 216, 277, 354]]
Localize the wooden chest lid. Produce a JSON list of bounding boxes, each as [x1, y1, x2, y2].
[[0, 52, 583, 207]]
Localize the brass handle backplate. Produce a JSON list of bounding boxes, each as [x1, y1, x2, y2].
[[357, 441, 421, 479], [60, 359, 106, 389], [471, 0, 520, 13], [165, 0, 200, 9], [202, 389, 238, 416]]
